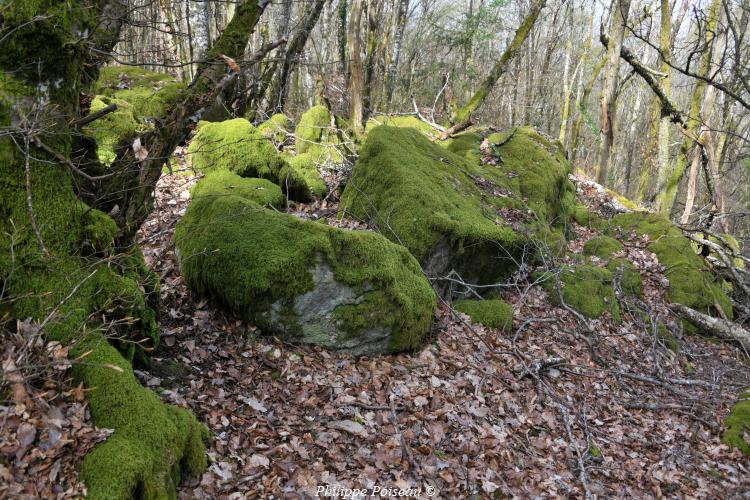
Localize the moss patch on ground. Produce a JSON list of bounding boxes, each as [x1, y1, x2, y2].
[[572, 203, 608, 230], [722, 391, 750, 455], [174, 191, 436, 354], [583, 235, 623, 259], [543, 264, 621, 322], [610, 212, 732, 319], [453, 299, 513, 332]]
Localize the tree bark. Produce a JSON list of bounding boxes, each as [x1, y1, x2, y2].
[[442, 0, 546, 139], [385, 0, 408, 111], [595, 0, 632, 186], [347, 0, 365, 135], [266, 0, 327, 114], [670, 304, 750, 352]]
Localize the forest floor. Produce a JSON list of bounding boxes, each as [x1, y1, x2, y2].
[[132, 167, 750, 499]]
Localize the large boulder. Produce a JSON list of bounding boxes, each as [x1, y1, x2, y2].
[[174, 176, 436, 355], [339, 125, 574, 297]]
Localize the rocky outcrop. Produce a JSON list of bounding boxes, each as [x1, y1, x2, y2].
[[339, 125, 574, 298]]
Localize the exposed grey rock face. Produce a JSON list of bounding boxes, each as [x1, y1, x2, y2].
[[256, 261, 391, 356]]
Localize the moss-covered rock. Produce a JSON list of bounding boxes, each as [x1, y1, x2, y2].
[[365, 115, 438, 137], [85, 67, 185, 165], [572, 203, 607, 230], [722, 390, 750, 455], [453, 299, 513, 332], [543, 264, 621, 322], [610, 212, 732, 319], [174, 190, 436, 355], [192, 170, 284, 208], [295, 105, 331, 155], [187, 118, 324, 201], [258, 113, 291, 143], [444, 132, 483, 164], [94, 66, 184, 120], [339, 125, 573, 298], [281, 153, 328, 199], [583, 235, 623, 259]]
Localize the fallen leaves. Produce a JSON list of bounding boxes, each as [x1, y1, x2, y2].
[[131, 172, 750, 498]]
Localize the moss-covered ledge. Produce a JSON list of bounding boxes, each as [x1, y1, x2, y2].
[[723, 390, 750, 455]]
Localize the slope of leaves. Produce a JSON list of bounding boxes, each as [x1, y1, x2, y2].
[[133, 171, 750, 498]]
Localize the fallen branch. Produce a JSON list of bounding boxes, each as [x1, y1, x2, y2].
[[411, 96, 446, 133], [670, 303, 750, 352], [71, 103, 117, 128]]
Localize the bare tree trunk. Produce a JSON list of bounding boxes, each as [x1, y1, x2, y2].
[[348, 0, 365, 135], [595, 0, 632, 185], [385, 0, 408, 111], [570, 55, 605, 164], [266, 0, 327, 114], [442, 0, 546, 138], [658, 0, 721, 214], [363, 0, 383, 120]]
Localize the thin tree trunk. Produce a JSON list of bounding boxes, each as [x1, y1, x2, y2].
[[595, 0, 632, 185], [385, 0, 408, 111], [658, 0, 721, 214], [442, 0, 546, 138], [363, 0, 383, 120], [348, 0, 365, 135], [266, 0, 327, 114], [570, 56, 605, 164]]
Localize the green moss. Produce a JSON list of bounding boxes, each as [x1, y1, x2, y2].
[[543, 264, 621, 322], [295, 105, 331, 155], [174, 194, 436, 353], [365, 115, 438, 137], [94, 66, 184, 120], [281, 153, 328, 199], [84, 96, 140, 165], [339, 126, 573, 295], [0, 10, 207, 498], [610, 212, 732, 319], [191, 170, 284, 208], [75, 335, 208, 499], [572, 203, 607, 230], [453, 299, 513, 332], [722, 391, 750, 455], [257, 113, 290, 143], [607, 258, 643, 297], [583, 235, 623, 259], [188, 118, 285, 177], [443, 132, 483, 164], [486, 127, 574, 226]]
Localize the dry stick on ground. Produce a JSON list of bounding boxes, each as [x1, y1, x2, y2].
[[558, 402, 593, 500], [670, 303, 750, 353]]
